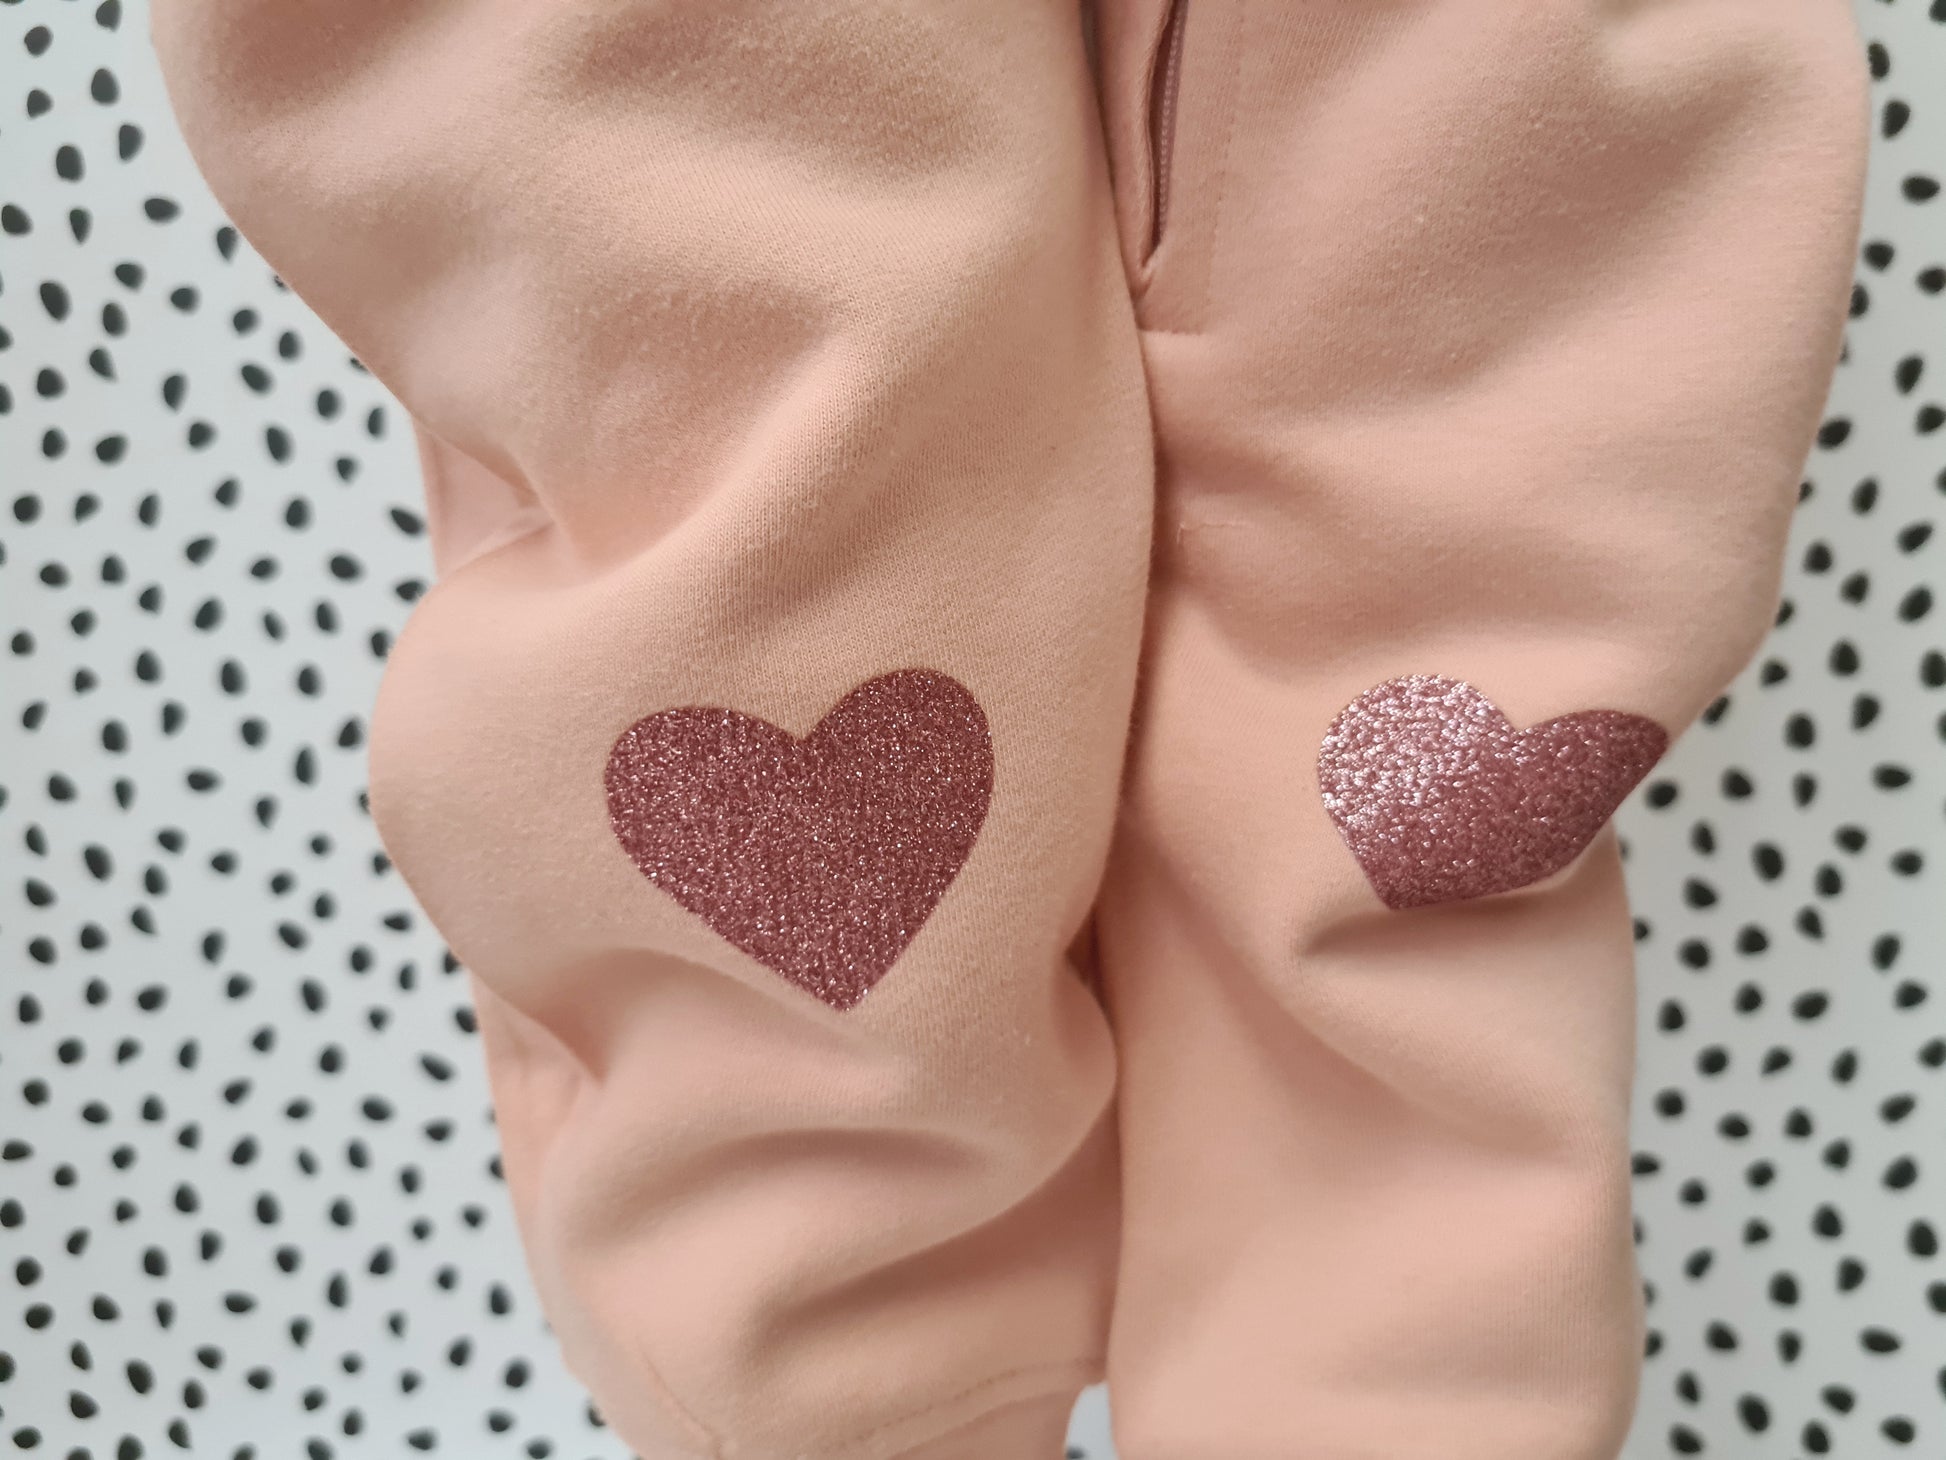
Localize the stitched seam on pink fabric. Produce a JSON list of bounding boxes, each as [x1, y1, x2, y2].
[[1192, 0, 1246, 327], [624, 1329, 726, 1457], [855, 1355, 1105, 1459], [622, 1341, 1100, 1458], [1132, 0, 1241, 326], [1131, 0, 1177, 268], [1146, 0, 1189, 261]]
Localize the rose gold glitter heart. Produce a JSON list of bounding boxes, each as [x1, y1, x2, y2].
[[603, 669, 993, 1011], [1317, 674, 1668, 910]]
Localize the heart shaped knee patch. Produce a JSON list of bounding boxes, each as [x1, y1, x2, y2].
[[604, 669, 993, 1011], [1318, 674, 1668, 910]]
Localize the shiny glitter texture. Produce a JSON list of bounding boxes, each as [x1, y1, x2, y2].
[[603, 669, 993, 1011], [1317, 674, 1669, 910]]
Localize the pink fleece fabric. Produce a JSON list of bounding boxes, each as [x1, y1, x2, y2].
[[151, 2, 1868, 1456]]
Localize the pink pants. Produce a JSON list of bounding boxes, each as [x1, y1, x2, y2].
[[153, 3, 1868, 1455]]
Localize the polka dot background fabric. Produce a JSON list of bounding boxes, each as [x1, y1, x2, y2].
[[1, 2, 1940, 1456]]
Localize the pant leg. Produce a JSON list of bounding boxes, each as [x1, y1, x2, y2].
[[1089, 0, 1868, 1455], [150, 4, 1152, 1455]]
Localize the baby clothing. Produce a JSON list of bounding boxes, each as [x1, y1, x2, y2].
[[151, 1, 1869, 1456]]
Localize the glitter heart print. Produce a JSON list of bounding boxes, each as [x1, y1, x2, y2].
[[604, 669, 994, 1010], [1318, 674, 1669, 910]]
